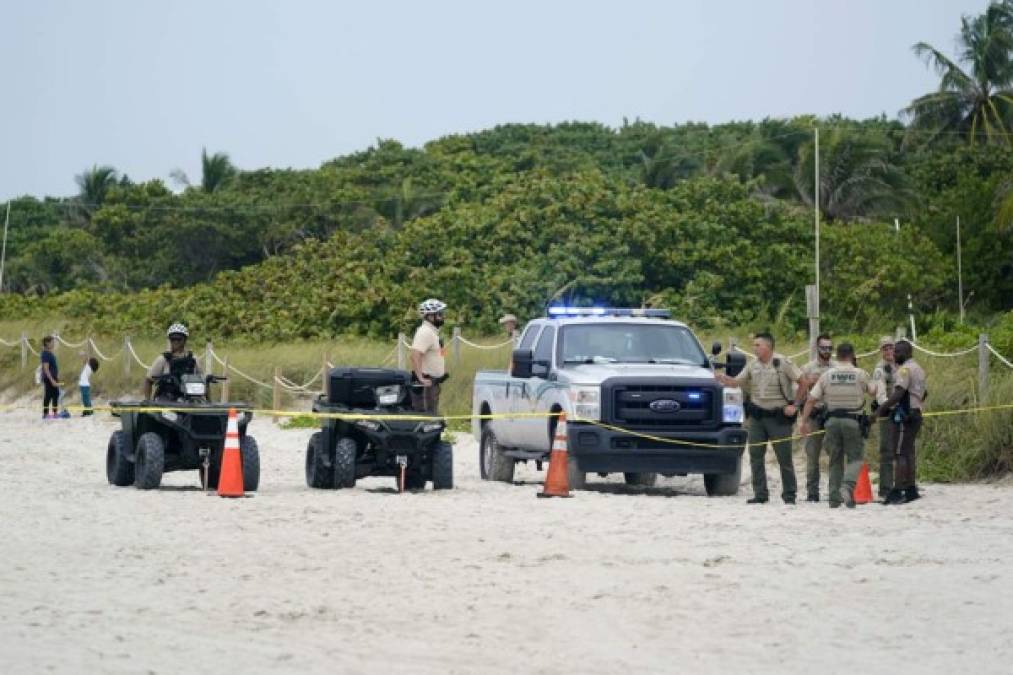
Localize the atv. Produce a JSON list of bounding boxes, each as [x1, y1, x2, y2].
[[106, 368, 260, 492], [305, 367, 453, 493]]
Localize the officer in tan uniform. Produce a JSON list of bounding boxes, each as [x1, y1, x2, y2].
[[877, 339, 927, 505], [799, 333, 837, 502], [410, 298, 448, 414], [870, 336, 898, 498], [718, 332, 804, 504], [801, 343, 876, 508]]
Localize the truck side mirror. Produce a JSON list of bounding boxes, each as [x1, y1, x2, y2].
[[725, 351, 746, 378], [711, 341, 722, 356], [511, 349, 534, 379]]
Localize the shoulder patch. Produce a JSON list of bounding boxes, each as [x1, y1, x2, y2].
[[899, 367, 909, 376]]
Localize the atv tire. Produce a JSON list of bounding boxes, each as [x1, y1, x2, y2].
[[480, 426, 514, 483], [134, 432, 165, 490], [333, 437, 357, 489], [305, 432, 334, 489], [240, 435, 261, 492], [624, 472, 658, 487], [432, 441, 454, 490], [106, 430, 134, 486]]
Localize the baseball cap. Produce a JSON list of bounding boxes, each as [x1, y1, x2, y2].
[[498, 314, 518, 324]]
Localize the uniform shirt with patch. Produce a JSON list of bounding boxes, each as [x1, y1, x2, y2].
[[801, 358, 837, 406], [810, 365, 875, 412], [411, 321, 446, 378], [871, 359, 897, 405], [895, 359, 927, 410], [732, 353, 802, 411], [147, 352, 203, 379]]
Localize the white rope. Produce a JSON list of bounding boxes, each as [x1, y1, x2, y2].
[[277, 368, 323, 391], [24, 339, 39, 356], [54, 334, 88, 349], [401, 336, 413, 348], [87, 338, 123, 361], [0, 336, 20, 347], [730, 346, 756, 360], [786, 349, 808, 361], [909, 341, 978, 358], [457, 336, 515, 350], [988, 344, 1013, 370], [208, 348, 273, 389], [126, 339, 152, 369], [857, 349, 879, 359]]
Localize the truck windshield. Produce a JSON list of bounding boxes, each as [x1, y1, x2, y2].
[[558, 324, 708, 366]]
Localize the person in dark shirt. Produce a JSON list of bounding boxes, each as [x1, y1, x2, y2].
[[40, 336, 62, 419]]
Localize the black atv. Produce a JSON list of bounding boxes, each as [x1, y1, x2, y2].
[[106, 364, 260, 491], [305, 367, 453, 493]]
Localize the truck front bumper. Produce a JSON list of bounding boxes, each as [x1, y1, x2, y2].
[[568, 422, 747, 475]]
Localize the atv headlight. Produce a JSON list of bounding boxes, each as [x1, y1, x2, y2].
[[417, 420, 444, 434], [375, 384, 402, 407], [568, 385, 601, 421], [355, 419, 382, 432], [183, 381, 206, 396], [161, 410, 178, 422], [723, 387, 744, 424]]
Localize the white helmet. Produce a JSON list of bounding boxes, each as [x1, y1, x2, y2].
[[166, 323, 189, 338], [418, 298, 447, 317]]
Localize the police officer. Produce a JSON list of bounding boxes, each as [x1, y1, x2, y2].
[[410, 298, 447, 414], [800, 333, 837, 502], [499, 314, 520, 347], [144, 323, 202, 400], [870, 336, 898, 498], [877, 339, 927, 505], [718, 332, 804, 504], [801, 343, 876, 508]]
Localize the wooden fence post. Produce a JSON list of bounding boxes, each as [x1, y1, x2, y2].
[[205, 341, 213, 376], [979, 334, 989, 402], [452, 326, 461, 369], [220, 355, 230, 403], [124, 337, 131, 377], [322, 352, 329, 398], [272, 366, 282, 423], [20, 332, 27, 370], [397, 333, 406, 369], [805, 284, 819, 363]]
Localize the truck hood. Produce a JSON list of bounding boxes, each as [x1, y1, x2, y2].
[[561, 362, 718, 383]]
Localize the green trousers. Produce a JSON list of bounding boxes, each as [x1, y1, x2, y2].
[[824, 417, 864, 506], [748, 415, 796, 501], [805, 432, 825, 499], [876, 419, 893, 497]]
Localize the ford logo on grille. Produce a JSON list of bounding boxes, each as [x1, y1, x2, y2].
[[649, 399, 681, 413]]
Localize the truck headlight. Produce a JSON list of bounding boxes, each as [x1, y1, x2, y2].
[[374, 385, 402, 407], [569, 386, 601, 421], [723, 387, 744, 424]]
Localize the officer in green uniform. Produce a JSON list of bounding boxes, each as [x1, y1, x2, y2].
[[719, 332, 804, 504], [801, 343, 876, 508], [870, 336, 898, 498], [799, 333, 836, 502], [878, 339, 928, 505]]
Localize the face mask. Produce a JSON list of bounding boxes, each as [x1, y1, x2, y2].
[[895, 352, 908, 365], [432, 317, 445, 328]]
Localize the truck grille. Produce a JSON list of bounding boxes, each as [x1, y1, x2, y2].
[[609, 383, 717, 429]]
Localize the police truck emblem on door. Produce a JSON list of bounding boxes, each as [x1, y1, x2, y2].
[[650, 399, 682, 413]]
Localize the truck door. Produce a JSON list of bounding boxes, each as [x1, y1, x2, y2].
[[494, 324, 540, 447], [512, 325, 556, 449]]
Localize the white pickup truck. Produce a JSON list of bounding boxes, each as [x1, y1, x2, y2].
[[471, 307, 748, 493]]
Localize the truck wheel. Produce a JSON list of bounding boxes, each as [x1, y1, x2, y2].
[[134, 432, 165, 490], [480, 426, 515, 482], [566, 456, 587, 490], [333, 437, 357, 489], [305, 432, 334, 489], [240, 435, 261, 492], [432, 441, 454, 490], [106, 431, 134, 486], [624, 472, 658, 487], [704, 459, 743, 497]]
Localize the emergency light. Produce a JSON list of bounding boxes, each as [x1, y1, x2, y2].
[[546, 307, 672, 319]]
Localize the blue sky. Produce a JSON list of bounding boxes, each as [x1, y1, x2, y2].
[[2, 0, 986, 200]]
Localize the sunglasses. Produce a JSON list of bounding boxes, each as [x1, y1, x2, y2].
[[169, 336, 185, 342]]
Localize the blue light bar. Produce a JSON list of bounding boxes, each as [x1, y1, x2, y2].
[[546, 307, 672, 319], [548, 307, 607, 316]]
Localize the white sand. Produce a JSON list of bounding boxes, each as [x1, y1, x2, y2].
[[2, 407, 1012, 674]]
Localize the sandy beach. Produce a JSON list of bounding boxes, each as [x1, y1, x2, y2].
[[2, 406, 1012, 674]]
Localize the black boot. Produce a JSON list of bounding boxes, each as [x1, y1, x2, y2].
[[746, 496, 769, 504], [904, 486, 921, 503], [881, 489, 905, 505], [806, 493, 820, 503]]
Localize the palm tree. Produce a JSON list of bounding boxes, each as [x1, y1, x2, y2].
[[904, 1, 1013, 145], [200, 148, 237, 193], [793, 127, 911, 222], [75, 165, 119, 208]]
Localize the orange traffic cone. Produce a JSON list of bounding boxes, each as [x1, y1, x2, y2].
[[538, 413, 572, 498], [217, 408, 245, 498], [853, 462, 873, 504]]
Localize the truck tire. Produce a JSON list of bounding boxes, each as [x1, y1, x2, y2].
[[106, 431, 134, 486], [240, 435, 261, 492], [134, 432, 165, 490], [566, 455, 587, 490], [704, 459, 743, 497], [305, 432, 334, 489], [333, 437, 357, 489], [624, 472, 658, 487], [480, 426, 515, 483], [431, 441, 454, 490]]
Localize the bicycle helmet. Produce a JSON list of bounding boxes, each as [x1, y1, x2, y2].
[[166, 323, 189, 338], [418, 298, 447, 317]]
